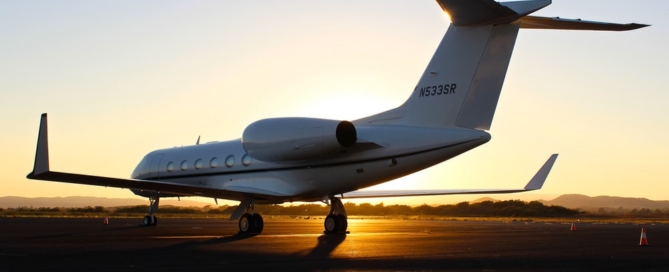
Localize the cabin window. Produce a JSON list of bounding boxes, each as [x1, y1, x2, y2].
[[166, 162, 174, 172], [195, 159, 203, 170], [225, 155, 235, 167], [180, 160, 188, 171], [242, 154, 252, 166], [210, 157, 218, 168]]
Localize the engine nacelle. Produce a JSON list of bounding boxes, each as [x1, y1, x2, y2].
[[242, 117, 357, 163]]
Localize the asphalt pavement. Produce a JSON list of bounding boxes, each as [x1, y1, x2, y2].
[[1, 217, 668, 271]]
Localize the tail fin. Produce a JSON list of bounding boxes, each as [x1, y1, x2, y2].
[[354, 0, 647, 130]]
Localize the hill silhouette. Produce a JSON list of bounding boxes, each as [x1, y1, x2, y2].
[[2, 200, 581, 217], [540, 194, 669, 211]]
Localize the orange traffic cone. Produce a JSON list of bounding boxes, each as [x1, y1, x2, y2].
[[639, 228, 649, 246], [570, 222, 576, 231], [103, 216, 109, 225]]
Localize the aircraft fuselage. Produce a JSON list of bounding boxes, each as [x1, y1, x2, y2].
[[130, 125, 490, 203]]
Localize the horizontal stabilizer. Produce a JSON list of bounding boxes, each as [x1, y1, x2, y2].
[[436, 0, 551, 27], [342, 154, 558, 199], [520, 16, 649, 31]]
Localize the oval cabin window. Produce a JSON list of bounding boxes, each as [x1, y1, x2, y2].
[[225, 155, 235, 167], [166, 162, 174, 172], [210, 157, 218, 168], [195, 159, 203, 170], [242, 154, 252, 166], [180, 160, 188, 171]]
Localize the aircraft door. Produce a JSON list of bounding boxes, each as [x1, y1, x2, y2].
[[149, 153, 164, 179]]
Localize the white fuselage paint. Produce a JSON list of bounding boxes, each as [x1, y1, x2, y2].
[[131, 126, 490, 203]]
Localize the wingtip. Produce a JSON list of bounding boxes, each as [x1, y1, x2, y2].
[[32, 113, 50, 175], [524, 154, 559, 190]]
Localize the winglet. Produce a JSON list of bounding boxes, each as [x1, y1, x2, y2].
[[524, 154, 558, 190], [29, 113, 50, 177]]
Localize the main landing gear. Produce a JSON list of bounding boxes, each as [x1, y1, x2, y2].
[[324, 197, 348, 234], [142, 197, 159, 226], [238, 203, 264, 234]]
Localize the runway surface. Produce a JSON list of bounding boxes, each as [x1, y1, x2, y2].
[[1, 217, 668, 271]]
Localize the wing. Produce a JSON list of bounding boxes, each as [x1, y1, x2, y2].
[[342, 154, 558, 199], [25, 113, 281, 200]]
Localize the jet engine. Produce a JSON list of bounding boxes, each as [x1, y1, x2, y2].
[[242, 117, 357, 163]]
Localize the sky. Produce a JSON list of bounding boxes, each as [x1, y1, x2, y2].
[[1, 0, 668, 206]]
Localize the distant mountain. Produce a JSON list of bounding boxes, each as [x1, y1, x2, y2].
[[470, 197, 499, 203], [540, 194, 669, 211], [0, 196, 212, 208], [4, 194, 669, 211]]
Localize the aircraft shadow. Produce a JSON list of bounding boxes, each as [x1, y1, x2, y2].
[[160, 232, 259, 250], [298, 233, 347, 259]]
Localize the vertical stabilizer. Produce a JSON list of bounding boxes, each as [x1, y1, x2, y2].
[[353, 0, 646, 130], [403, 22, 519, 130]]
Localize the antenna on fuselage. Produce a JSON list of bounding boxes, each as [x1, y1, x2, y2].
[[196, 135, 201, 145]]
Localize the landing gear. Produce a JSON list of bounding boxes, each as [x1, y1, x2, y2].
[[252, 213, 264, 233], [143, 215, 157, 226], [143, 197, 159, 226], [237, 202, 264, 234], [324, 197, 348, 234], [238, 213, 264, 234]]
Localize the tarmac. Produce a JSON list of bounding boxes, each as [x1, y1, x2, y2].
[[1, 217, 669, 271]]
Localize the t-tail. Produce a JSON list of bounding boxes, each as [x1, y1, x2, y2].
[[354, 0, 647, 130]]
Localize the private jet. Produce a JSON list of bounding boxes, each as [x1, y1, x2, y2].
[[27, 0, 646, 234]]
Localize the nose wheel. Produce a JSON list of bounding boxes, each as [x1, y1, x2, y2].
[[142, 197, 159, 226], [143, 215, 157, 226]]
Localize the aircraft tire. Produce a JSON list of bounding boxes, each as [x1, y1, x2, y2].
[[252, 214, 264, 234], [239, 214, 253, 234], [337, 214, 347, 232], [324, 214, 339, 233], [151, 215, 158, 226]]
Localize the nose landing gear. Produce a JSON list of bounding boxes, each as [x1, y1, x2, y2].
[[142, 197, 159, 226]]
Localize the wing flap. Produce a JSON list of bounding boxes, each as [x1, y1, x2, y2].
[[343, 154, 558, 199]]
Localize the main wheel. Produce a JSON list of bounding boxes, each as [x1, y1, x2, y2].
[[151, 215, 158, 226], [252, 214, 264, 234], [143, 215, 151, 226], [337, 214, 347, 232], [324, 214, 340, 233], [239, 214, 253, 234]]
